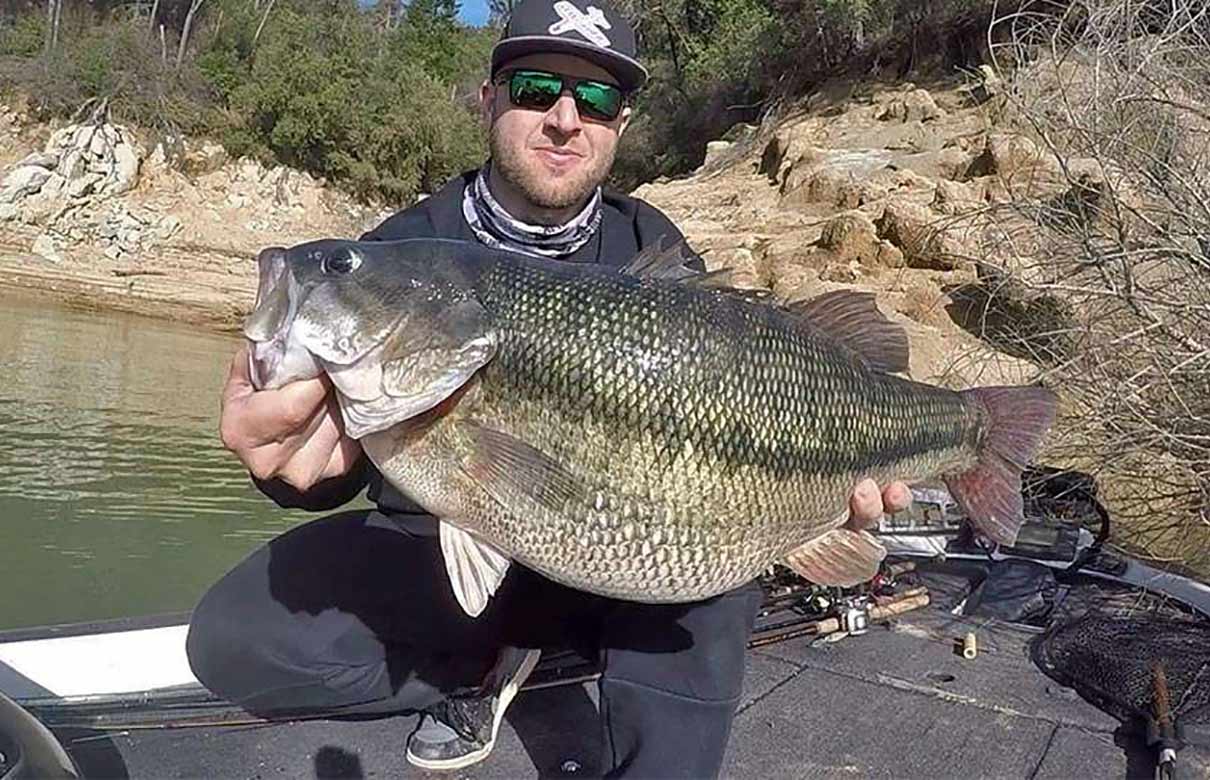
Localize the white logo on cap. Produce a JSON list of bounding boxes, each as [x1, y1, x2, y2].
[[549, 1, 612, 48]]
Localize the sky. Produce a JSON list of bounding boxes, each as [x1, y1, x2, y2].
[[459, 0, 491, 27], [357, 0, 492, 28]]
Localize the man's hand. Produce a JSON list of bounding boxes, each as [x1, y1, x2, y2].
[[218, 344, 362, 490], [846, 478, 912, 530]]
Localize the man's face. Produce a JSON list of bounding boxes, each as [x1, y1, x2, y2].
[[480, 52, 632, 211]]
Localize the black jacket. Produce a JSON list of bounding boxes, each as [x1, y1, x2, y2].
[[257, 169, 692, 513]]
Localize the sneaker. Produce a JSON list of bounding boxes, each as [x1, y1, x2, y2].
[[405, 647, 541, 771]]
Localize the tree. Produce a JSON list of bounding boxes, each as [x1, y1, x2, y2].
[[43, 0, 62, 56], [176, 0, 205, 68]]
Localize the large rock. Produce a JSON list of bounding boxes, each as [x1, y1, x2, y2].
[[964, 133, 1047, 181], [780, 149, 893, 209], [0, 165, 51, 203], [65, 172, 102, 199], [702, 140, 733, 169], [102, 140, 140, 195], [17, 151, 59, 169], [181, 140, 229, 176], [875, 200, 972, 271], [876, 89, 945, 122], [759, 120, 823, 185], [32, 233, 63, 263], [931, 179, 984, 215]]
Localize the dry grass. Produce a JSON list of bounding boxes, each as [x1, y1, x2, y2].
[[946, 0, 1210, 573]]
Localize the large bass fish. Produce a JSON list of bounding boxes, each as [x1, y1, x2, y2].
[[245, 238, 1057, 616]]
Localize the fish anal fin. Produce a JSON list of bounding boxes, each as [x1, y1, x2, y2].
[[787, 290, 910, 374], [458, 422, 588, 516], [439, 521, 511, 617], [783, 528, 887, 587], [945, 385, 1058, 546]]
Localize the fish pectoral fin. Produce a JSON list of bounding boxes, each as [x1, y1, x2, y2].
[[457, 422, 587, 515], [782, 528, 887, 587], [786, 290, 910, 374], [439, 521, 511, 618]]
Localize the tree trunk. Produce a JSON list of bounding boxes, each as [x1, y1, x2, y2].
[[253, 0, 277, 49], [149, 0, 160, 34], [43, 0, 54, 56], [51, 0, 62, 52], [176, 0, 205, 70]]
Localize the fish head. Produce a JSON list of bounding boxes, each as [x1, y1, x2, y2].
[[244, 238, 497, 438]]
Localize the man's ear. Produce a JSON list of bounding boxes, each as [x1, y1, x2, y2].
[[479, 79, 495, 127], [616, 105, 633, 139]]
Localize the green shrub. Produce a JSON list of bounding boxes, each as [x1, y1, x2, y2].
[[0, 12, 46, 57]]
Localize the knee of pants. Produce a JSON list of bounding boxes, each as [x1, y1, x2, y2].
[[185, 575, 262, 698]]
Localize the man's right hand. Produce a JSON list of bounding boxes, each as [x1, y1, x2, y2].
[[219, 344, 362, 490]]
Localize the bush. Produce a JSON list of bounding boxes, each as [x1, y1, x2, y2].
[[0, 11, 46, 57]]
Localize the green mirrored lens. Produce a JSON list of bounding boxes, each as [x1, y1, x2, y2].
[[510, 71, 562, 109], [574, 80, 623, 120]]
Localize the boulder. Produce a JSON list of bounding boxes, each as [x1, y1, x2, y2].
[[32, 233, 63, 263], [702, 140, 733, 169], [875, 200, 972, 270], [964, 133, 1046, 181], [759, 120, 822, 185], [181, 140, 228, 176], [107, 141, 140, 195], [931, 179, 984, 215], [876, 89, 945, 122], [0, 165, 51, 203], [65, 172, 102, 199], [819, 211, 879, 264], [17, 152, 59, 169]]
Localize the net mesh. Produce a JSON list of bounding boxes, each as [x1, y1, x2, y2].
[[1034, 614, 1210, 724]]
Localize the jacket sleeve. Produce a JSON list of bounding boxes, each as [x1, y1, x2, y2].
[[252, 456, 373, 512]]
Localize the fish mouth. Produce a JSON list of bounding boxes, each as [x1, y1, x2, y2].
[[244, 246, 316, 390]]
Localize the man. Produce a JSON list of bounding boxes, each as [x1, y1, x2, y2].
[[187, 1, 912, 775]]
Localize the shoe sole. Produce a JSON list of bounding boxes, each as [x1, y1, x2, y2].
[[406, 648, 542, 772]]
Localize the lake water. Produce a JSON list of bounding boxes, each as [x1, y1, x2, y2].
[[0, 293, 321, 629]]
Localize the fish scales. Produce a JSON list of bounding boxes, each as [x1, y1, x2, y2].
[[373, 254, 982, 600]]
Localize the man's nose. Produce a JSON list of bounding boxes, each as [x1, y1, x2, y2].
[[544, 92, 582, 135]]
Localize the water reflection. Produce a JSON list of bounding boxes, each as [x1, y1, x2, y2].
[[0, 294, 320, 629]]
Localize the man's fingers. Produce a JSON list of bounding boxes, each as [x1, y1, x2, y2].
[[848, 478, 883, 527], [882, 481, 912, 514], [223, 374, 332, 449], [237, 399, 332, 480], [273, 403, 350, 489]]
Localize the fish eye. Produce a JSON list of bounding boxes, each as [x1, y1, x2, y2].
[[321, 248, 361, 275]]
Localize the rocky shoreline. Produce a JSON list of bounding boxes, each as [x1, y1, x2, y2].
[[0, 101, 386, 333]]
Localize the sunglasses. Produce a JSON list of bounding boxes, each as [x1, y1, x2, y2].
[[496, 69, 626, 122]]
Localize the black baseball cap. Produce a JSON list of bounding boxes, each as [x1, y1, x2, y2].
[[491, 0, 648, 92]]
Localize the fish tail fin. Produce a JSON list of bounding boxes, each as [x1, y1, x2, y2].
[[945, 386, 1058, 546]]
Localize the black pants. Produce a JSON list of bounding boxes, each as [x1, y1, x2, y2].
[[186, 510, 761, 778]]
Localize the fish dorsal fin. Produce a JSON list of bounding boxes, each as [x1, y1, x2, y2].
[[783, 528, 887, 587], [787, 290, 910, 374], [621, 236, 703, 282], [457, 422, 588, 516], [439, 521, 511, 617]]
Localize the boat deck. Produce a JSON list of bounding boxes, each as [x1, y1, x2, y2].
[[40, 569, 1210, 779]]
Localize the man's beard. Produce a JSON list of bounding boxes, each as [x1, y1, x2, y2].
[[490, 125, 615, 214]]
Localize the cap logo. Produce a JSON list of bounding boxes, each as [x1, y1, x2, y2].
[[548, 1, 612, 48]]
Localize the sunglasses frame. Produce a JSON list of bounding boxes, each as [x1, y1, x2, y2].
[[494, 68, 628, 122]]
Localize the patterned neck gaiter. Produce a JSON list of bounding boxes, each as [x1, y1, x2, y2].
[[461, 163, 602, 258]]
